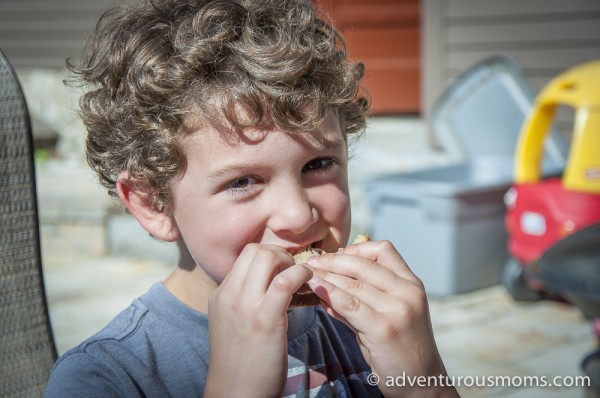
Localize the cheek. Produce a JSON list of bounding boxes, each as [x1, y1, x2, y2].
[[181, 205, 262, 282], [319, 185, 351, 232]]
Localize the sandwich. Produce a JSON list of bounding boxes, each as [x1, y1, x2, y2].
[[289, 234, 371, 308]]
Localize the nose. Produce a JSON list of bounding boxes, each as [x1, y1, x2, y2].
[[267, 181, 318, 235]]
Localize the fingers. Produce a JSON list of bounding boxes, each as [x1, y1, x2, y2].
[[245, 245, 297, 294], [220, 243, 312, 314], [310, 252, 403, 295], [306, 239, 428, 336], [340, 240, 420, 284], [222, 243, 291, 291], [264, 263, 313, 313], [308, 241, 422, 295], [308, 274, 379, 334], [310, 267, 392, 311]]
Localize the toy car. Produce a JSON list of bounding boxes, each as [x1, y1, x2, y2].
[[504, 60, 600, 300]]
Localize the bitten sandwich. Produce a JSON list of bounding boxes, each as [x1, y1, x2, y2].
[[289, 234, 371, 308]]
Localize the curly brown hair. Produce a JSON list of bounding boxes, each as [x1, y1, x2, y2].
[[69, 0, 369, 211]]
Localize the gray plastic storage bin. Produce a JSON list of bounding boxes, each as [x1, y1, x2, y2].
[[366, 161, 513, 296], [365, 56, 567, 296]]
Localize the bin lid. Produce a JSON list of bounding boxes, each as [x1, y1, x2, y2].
[[432, 55, 567, 169], [366, 159, 515, 198]]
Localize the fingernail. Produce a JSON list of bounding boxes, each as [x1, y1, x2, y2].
[[306, 255, 318, 266]]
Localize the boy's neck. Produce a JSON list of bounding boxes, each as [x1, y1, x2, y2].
[[163, 265, 215, 314]]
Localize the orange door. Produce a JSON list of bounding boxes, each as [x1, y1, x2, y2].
[[316, 0, 421, 115]]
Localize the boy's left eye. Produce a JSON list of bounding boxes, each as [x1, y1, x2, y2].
[[302, 157, 336, 173]]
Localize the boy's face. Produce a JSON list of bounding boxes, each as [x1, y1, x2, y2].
[[169, 112, 351, 283]]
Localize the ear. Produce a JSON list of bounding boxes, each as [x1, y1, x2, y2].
[[116, 173, 181, 242]]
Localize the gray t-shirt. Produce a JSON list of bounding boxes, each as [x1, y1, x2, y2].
[[45, 283, 382, 397]]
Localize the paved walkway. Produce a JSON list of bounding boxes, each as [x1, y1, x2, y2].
[[38, 118, 596, 397]]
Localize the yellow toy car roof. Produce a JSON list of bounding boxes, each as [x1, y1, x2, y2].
[[536, 60, 600, 109], [515, 60, 600, 194]]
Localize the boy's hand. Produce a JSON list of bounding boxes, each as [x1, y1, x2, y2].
[[204, 244, 312, 398], [307, 240, 459, 398]]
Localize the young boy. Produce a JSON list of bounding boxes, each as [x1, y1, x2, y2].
[[46, 0, 459, 397]]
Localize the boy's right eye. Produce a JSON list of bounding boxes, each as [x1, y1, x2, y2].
[[223, 175, 261, 196]]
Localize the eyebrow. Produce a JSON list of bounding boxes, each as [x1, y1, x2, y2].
[[207, 164, 255, 181], [207, 133, 347, 181], [307, 134, 347, 153]]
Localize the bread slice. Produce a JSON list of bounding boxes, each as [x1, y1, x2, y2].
[[352, 233, 371, 244]]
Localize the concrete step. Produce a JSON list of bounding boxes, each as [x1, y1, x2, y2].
[[35, 159, 177, 263]]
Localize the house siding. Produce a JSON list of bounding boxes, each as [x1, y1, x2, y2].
[[0, 0, 114, 68], [423, 0, 600, 124]]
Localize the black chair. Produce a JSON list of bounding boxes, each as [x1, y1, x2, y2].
[[0, 49, 57, 397]]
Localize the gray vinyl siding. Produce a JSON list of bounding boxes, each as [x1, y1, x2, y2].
[[0, 0, 115, 68], [423, 0, 600, 125]]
